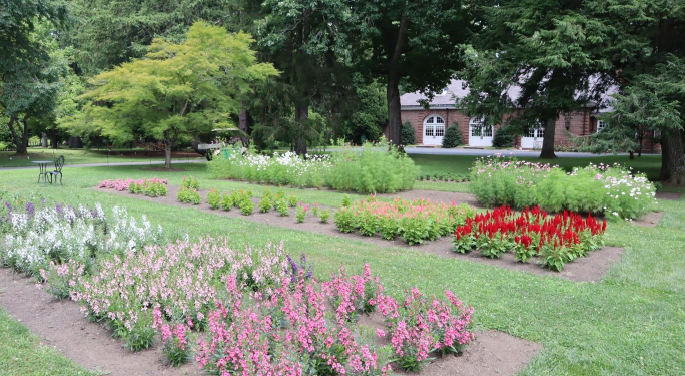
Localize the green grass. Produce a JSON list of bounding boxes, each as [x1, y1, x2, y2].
[[1, 158, 684, 376], [0, 147, 202, 168], [0, 308, 97, 376]]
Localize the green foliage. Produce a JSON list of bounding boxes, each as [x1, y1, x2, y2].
[[258, 196, 272, 213], [295, 205, 306, 223], [333, 208, 356, 233], [177, 186, 201, 205], [287, 194, 298, 207], [470, 157, 657, 219], [318, 209, 330, 223], [324, 143, 419, 193], [239, 198, 254, 216], [207, 189, 221, 210], [220, 193, 233, 212], [144, 182, 167, 197], [343, 79, 387, 144], [274, 196, 289, 217], [181, 176, 200, 190], [441, 124, 463, 148], [65, 22, 277, 167], [401, 122, 416, 146], [341, 194, 351, 208], [492, 127, 514, 148]]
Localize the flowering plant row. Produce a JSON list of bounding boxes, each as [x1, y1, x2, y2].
[[334, 196, 476, 245], [208, 142, 419, 193], [453, 205, 607, 271], [197, 264, 475, 375], [470, 156, 656, 219], [1, 202, 162, 277], [98, 178, 168, 196]]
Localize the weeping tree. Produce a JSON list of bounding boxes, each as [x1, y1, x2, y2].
[[64, 22, 277, 168]]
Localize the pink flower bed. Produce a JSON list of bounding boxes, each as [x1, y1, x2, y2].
[[98, 178, 168, 191]]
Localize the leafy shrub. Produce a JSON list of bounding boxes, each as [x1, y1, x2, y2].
[[470, 156, 657, 219], [220, 192, 232, 211], [295, 203, 307, 223], [181, 176, 200, 189], [442, 124, 463, 148], [274, 196, 289, 216], [207, 189, 221, 210], [492, 126, 514, 148], [258, 196, 272, 213], [325, 142, 418, 194], [177, 186, 201, 204], [144, 181, 167, 197], [318, 209, 330, 223], [287, 194, 298, 207], [401, 121, 416, 145]]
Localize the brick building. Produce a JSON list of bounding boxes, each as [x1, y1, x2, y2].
[[400, 79, 660, 151]]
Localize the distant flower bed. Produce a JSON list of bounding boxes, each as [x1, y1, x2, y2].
[[334, 196, 476, 245], [454, 205, 607, 271], [208, 149, 331, 188], [98, 178, 168, 197], [208, 142, 419, 193], [470, 157, 656, 219]]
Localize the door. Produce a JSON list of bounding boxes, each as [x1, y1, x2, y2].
[[423, 115, 445, 146], [468, 118, 493, 147], [521, 127, 544, 149]]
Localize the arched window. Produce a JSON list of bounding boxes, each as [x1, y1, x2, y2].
[[424, 115, 446, 137], [469, 117, 493, 137]]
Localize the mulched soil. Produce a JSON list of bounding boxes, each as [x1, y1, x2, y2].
[[0, 269, 200, 376], [633, 211, 665, 228], [96, 185, 625, 282]]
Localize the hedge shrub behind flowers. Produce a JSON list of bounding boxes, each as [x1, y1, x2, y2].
[[470, 156, 656, 219]]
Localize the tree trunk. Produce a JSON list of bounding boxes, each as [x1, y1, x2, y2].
[[386, 75, 402, 146], [50, 132, 59, 149], [539, 117, 557, 158], [661, 129, 685, 185], [164, 143, 172, 169], [294, 104, 308, 155], [7, 116, 29, 154], [384, 15, 408, 147], [238, 103, 250, 145]]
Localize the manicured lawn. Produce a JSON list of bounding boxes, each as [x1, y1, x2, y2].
[[0, 147, 202, 168], [1, 160, 684, 376]]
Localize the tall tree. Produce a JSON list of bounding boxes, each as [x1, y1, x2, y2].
[[347, 0, 472, 146], [1, 0, 67, 154], [460, 0, 617, 158], [64, 0, 235, 73], [591, 0, 685, 184], [64, 22, 277, 168], [255, 0, 352, 155]]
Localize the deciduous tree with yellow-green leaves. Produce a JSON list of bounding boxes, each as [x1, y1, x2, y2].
[[65, 22, 277, 168]]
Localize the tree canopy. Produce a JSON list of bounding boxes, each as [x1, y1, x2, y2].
[[64, 22, 277, 167]]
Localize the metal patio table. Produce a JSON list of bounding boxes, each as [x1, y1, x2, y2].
[[32, 160, 52, 184]]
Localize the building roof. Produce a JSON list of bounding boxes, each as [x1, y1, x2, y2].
[[401, 79, 616, 112]]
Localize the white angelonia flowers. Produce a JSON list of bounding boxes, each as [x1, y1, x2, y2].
[[1, 203, 164, 276]]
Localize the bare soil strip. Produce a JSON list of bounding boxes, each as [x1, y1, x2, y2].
[[0, 269, 200, 376], [96, 186, 625, 282], [655, 191, 684, 201]]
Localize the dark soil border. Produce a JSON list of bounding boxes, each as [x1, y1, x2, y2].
[[96, 185, 625, 282]]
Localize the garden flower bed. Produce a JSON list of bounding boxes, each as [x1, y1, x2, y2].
[[470, 157, 656, 219], [334, 196, 476, 245], [208, 142, 419, 193], [98, 177, 168, 196], [454, 205, 607, 271]]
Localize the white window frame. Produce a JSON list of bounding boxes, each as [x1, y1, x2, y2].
[[596, 120, 607, 133]]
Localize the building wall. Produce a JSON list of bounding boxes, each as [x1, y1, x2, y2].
[[400, 107, 661, 152]]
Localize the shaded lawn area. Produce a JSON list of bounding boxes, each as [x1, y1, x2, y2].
[[0, 147, 202, 168], [410, 153, 663, 180], [1, 165, 684, 375]]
